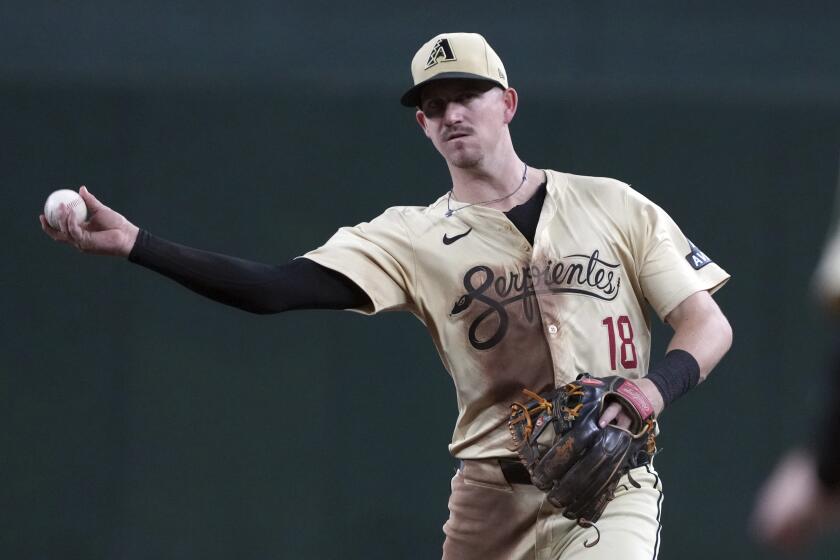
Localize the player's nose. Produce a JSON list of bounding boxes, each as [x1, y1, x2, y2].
[[442, 101, 465, 125]]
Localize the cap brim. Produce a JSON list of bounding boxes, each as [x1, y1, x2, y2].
[[400, 72, 506, 107]]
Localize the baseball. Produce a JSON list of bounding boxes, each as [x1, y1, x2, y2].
[[44, 189, 87, 229]]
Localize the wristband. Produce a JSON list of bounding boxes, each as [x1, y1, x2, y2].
[[644, 349, 700, 408]]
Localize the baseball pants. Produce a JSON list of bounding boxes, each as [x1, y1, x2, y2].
[[442, 458, 663, 560]]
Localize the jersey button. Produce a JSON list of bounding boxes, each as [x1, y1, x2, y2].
[[547, 324, 558, 335]]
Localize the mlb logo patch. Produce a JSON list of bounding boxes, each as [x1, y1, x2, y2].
[[685, 239, 713, 270]]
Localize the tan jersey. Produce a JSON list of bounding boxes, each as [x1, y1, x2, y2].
[[304, 170, 730, 459]]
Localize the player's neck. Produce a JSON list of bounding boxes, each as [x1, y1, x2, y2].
[[448, 155, 540, 212]]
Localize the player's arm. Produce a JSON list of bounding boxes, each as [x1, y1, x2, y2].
[[660, 289, 732, 379], [642, 290, 732, 412], [40, 187, 371, 313], [128, 230, 370, 312], [600, 290, 732, 426]]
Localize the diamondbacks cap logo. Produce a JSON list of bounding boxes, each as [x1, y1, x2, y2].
[[425, 38, 457, 69]]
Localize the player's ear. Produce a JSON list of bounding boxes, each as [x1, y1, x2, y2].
[[416, 110, 432, 138], [502, 87, 518, 124]]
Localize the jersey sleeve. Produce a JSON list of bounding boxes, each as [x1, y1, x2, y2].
[[627, 188, 730, 321], [302, 207, 416, 315]]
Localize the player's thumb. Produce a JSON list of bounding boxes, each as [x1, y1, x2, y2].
[[79, 186, 103, 211]]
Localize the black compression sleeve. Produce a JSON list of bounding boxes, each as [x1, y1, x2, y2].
[[816, 327, 840, 489], [127, 229, 371, 313]]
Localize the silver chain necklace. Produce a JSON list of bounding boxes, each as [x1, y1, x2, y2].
[[445, 163, 529, 218]]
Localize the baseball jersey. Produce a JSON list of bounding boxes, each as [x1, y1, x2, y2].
[[304, 170, 730, 459]]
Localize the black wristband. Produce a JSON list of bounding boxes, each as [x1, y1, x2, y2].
[[644, 349, 701, 408]]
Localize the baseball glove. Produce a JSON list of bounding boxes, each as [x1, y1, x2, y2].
[[508, 374, 657, 546]]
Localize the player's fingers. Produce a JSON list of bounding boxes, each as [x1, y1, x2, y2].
[[615, 410, 632, 430], [40, 214, 54, 232], [67, 211, 87, 251], [60, 204, 83, 250], [57, 203, 71, 234], [79, 185, 104, 213], [40, 214, 69, 241], [598, 402, 621, 428]]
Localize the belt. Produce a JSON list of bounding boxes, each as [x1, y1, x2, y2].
[[499, 459, 533, 485], [464, 450, 653, 487], [458, 459, 533, 485]]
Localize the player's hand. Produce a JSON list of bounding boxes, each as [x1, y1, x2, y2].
[[40, 186, 139, 257], [750, 449, 840, 552], [598, 378, 664, 429]]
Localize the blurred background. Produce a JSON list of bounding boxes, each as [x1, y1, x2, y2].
[[3, 1, 840, 558]]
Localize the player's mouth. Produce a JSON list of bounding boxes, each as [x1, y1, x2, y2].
[[444, 131, 471, 142]]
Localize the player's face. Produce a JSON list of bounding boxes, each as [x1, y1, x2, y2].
[[416, 79, 516, 169]]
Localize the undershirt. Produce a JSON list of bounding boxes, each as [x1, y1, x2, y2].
[[128, 182, 548, 313]]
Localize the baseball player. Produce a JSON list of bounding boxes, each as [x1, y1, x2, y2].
[[41, 32, 732, 559], [751, 174, 840, 551]]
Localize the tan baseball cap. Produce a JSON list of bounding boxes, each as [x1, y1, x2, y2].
[[400, 32, 508, 107]]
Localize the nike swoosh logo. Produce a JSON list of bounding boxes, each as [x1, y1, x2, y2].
[[443, 228, 472, 245]]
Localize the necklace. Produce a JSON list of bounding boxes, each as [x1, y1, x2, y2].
[[445, 163, 529, 218]]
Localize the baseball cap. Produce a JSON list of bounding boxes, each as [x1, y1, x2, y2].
[[400, 32, 508, 107]]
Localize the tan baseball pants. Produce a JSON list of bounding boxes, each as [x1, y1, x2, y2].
[[442, 458, 663, 560]]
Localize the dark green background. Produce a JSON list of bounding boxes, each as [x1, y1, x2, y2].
[[4, 2, 840, 558]]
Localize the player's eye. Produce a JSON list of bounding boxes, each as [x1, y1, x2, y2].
[[422, 100, 445, 117]]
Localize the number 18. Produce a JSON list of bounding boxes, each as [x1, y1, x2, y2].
[[601, 315, 638, 370]]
